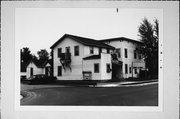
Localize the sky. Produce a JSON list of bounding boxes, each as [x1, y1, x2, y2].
[[16, 8, 162, 55]]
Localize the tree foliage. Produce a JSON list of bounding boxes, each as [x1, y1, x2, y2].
[[37, 49, 49, 64], [21, 47, 32, 65], [138, 18, 159, 78]]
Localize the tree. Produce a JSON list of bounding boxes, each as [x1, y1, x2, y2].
[[37, 49, 49, 64], [21, 47, 32, 65], [138, 18, 159, 78]]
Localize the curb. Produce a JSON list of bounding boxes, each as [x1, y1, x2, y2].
[[20, 90, 37, 103], [96, 80, 158, 87]]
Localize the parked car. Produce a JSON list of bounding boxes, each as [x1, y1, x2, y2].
[[27, 74, 57, 84]]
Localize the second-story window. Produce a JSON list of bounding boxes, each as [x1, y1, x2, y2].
[[116, 48, 121, 58], [90, 47, 94, 54], [99, 48, 102, 54], [134, 50, 137, 59], [58, 48, 62, 57], [66, 47, 70, 53], [125, 48, 128, 58], [107, 49, 110, 53], [94, 63, 99, 73], [74, 46, 79, 56]]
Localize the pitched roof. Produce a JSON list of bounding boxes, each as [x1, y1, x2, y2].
[[99, 37, 142, 44], [28, 59, 52, 68], [50, 34, 115, 49], [83, 55, 101, 60]]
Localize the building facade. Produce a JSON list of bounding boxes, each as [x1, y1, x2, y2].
[[50, 34, 145, 80], [50, 34, 114, 80], [100, 37, 145, 79]]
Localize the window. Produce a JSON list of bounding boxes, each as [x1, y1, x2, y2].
[[58, 66, 62, 76], [134, 50, 137, 59], [129, 67, 131, 74], [99, 48, 102, 54], [74, 46, 79, 56], [94, 63, 99, 73], [107, 49, 110, 53], [90, 47, 94, 54], [135, 68, 137, 74], [125, 64, 128, 74], [116, 48, 121, 58], [125, 48, 128, 58], [58, 48, 62, 57], [66, 47, 70, 53], [106, 64, 111, 73]]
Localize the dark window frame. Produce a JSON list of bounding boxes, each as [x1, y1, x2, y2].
[[74, 45, 79, 56], [107, 49, 110, 53], [129, 67, 131, 74], [94, 63, 99, 73], [116, 48, 121, 58], [134, 50, 137, 59], [125, 48, 128, 58], [58, 48, 62, 57], [58, 66, 62, 76], [106, 63, 111, 73], [99, 48, 102, 54], [66, 46, 70, 53], [90, 47, 94, 54], [135, 68, 137, 74], [125, 64, 128, 74]]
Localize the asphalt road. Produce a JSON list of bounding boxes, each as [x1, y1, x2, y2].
[[21, 84, 158, 106]]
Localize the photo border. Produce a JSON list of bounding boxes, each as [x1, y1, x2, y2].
[[1, 1, 179, 119]]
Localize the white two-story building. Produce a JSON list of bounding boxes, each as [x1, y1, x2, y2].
[[100, 37, 145, 79], [50, 34, 115, 80]]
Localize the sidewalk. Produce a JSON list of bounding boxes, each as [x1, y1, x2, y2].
[[96, 79, 158, 87]]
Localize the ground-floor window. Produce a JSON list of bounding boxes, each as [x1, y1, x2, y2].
[[58, 66, 62, 76], [106, 63, 111, 73], [94, 63, 99, 73], [129, 67, 131, 74], [135, 68, 137, 74], [125, 64, 128, 74]]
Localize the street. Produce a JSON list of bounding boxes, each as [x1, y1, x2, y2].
[[21, 84, 158, 106]]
